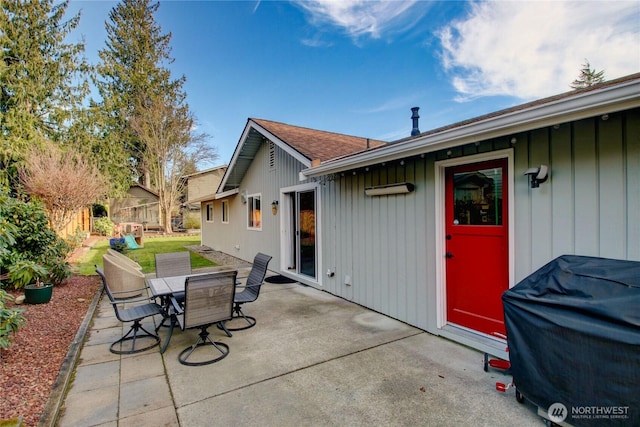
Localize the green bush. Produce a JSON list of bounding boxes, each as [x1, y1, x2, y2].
[[0, 191, 71, 288], [94, 217, 115, 236], [111, 240, 127, 254], [65, 227, 86, 251], [0, 289, 26, 350], [183, 212, 201, 229]]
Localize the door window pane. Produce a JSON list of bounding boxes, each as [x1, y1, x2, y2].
[[298, 190, 316, 278], [453, 167, 503, 225], [248, 194, 261, 229]]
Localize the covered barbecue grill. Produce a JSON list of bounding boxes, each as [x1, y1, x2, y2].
[[502, 255, 640, 426]]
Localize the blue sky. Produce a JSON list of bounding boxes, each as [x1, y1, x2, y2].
[[65, 0, 640, 168]]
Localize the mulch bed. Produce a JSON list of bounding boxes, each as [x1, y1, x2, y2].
[[0, 275, 101, 427]]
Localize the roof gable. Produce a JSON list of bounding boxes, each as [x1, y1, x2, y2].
[[129, 183, 158, 198], [218, 118, 386, 192]]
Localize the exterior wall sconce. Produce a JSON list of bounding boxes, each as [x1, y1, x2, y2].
[[524, 165, 549, 188], [241, 190, 248, 204], [364, 182, 415, 196], [271, 200, 278, 215]]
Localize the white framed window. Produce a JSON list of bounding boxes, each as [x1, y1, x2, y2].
[[221, 200, 229, 224], [247, 193, 261, 230], [205, 203, 214, 222]]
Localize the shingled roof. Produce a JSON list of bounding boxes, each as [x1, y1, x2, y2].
[[252, 118, 386, 162], [217, 118, 387, 193]]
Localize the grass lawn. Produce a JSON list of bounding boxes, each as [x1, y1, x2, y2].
[[75, 235, 216, 275]]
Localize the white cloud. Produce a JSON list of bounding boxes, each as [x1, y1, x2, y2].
[[438, 1, 640, 100], [291, 0, 429, 40]]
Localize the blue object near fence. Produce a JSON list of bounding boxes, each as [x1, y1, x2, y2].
[[109, 238, 125, 248]]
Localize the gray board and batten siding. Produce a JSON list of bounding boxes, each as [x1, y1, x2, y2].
[[202, 137, 308, 267], [202, 104, 639, 355], [319, 107, 640, 335]]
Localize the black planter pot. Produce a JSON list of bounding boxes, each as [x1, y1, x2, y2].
[[24, 283, 53, 304]]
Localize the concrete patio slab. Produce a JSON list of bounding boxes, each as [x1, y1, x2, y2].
[[57, 385, 119, 426], [56, 275, 543, 427]]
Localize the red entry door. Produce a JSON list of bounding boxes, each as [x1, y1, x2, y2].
[[445, 159, 509, 336]]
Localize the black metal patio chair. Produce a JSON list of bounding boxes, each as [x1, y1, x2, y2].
[[155, 251, 192, 278], [170, 271, 237, 366], [221, 252, 272, 331], [96, 266, 164, 354], [154, 251, 193, 336]]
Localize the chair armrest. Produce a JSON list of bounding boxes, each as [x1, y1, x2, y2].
[[108, 295, 157, 305], [111, 284, 151, 295], [170, 295, 184, 315]]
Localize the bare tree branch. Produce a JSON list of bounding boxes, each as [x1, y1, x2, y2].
[[19, 141, 107, 234]]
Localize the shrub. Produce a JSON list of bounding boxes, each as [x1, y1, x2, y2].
[[183, 212, 201, 229], [0, 191, 71, 288], [0, 289, 26, 350], [109, 238, 127, 254], [0, 193, 18, 264], [65, 227, 86, 251], [94, 217, 115, 236]]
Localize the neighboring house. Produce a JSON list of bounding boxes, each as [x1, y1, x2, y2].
[[204, 73, 640, 358], [182, 165, 227, 228], [109, 184, 161, 230]]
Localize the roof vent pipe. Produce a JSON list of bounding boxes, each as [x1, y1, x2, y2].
[[411, 107, 420, 136]]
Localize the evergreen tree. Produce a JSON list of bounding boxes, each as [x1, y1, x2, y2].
[[95, 0, 216, 231], [0, 0, 90, 189], [95, 0, 176, 185], [570, 60, 606, 89]]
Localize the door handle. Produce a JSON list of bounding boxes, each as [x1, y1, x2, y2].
[[445, 252, 454, 259]]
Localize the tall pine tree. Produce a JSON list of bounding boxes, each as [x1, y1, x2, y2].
[[0, 0, 89, 189], [95, 0, 216, 231]]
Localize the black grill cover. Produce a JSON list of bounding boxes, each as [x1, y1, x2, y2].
[[502, 255, 640, 426]]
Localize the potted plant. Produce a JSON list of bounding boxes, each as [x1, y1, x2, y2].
[[7, 260, 53, 304]]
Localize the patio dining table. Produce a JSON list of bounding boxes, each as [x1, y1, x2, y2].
[[147, 270, 237, 353]]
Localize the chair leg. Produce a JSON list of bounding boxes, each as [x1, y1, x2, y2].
[[217, 321, 233, 337], [110, 320, 160, 355], [158, 315, 176, 354], [218, 303, 257, 332], [178, 326, 229, 366]]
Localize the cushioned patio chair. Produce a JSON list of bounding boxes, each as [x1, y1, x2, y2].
[[102, 253, 145, 299], [96, 266, 164, 354], [170, 271, 237, 366], [222, 252, 272, 331], [107, 249, 143, 271]]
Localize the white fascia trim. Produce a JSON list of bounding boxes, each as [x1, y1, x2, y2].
[[250, 120, 312, 167], [217, 122, 254, 192], [215, 188, 239, 200], [301, 80, 640, 178]]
